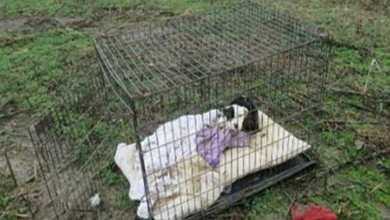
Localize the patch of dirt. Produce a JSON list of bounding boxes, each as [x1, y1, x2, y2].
[[0, 18, 28, 32], [53, 16, 88, 28], [0, 149, 35, 185], [0, 5, 174, 38], [1, 112, 35, 149], [1, 15, 140, 38], [377, 204, 390, 220], [25, 14, 59, 31], [97, 6, 161, 20], [357, 124, 390, 151], [0, 113, 36, 185], [82, 21, 134, 37]]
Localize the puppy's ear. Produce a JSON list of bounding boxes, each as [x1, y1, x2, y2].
[[222, 106, 235, 120], [241, 116, 259, 132]]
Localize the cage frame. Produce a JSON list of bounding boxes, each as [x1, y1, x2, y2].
[[25, 68, 117, 220], [93, 1, 333, 219]]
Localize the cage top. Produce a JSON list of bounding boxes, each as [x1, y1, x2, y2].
[[94, 1, 329, 100]]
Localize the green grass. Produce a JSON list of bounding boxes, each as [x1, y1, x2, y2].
[[245, 164, 390, 220], [0, 0, 389, 219], [0, 29, 91, 112], [0, 0, 224, 19]]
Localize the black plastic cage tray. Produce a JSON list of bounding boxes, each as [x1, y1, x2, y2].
[[182, 152, 315, 220]]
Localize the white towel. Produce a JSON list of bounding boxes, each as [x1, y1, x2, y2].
[[115, 109, 311, 220]]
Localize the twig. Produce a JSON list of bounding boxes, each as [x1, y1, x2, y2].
[[337, 201, 350, 215], [298, 177, 316, 200], [283, 191, 297, 220], [323, 119, 386, 125], [330, 87, 370, 96], [4, 149, 18, 187], [10, 189, 30, 200], [363, 59, 382, 93], [0, 212, 29, 218], [341, 100, 389, 117], [34, 162, 38, 181], [0, 98, 11, 111], [330, 87, 390, 105], [368, 182, 383, 195], [343, 100, 390, 117], [0, 110, 25, 120], [120, 119, 126, 141], [356, 133, 388, 139]]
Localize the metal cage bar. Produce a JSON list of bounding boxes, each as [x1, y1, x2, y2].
[[93, 1, 332, 220]]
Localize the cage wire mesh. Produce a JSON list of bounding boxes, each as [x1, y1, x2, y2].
[[93, 1, 332, 220], [26, 69, 129, 220]]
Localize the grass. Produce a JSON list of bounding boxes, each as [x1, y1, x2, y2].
[[0, 175, 15, 220], [245, 162, 390, 220], [0, 29, 92, 112], [0, 0, 389, 219]]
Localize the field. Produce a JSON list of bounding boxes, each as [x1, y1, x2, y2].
[[1, 0, 390, 220]]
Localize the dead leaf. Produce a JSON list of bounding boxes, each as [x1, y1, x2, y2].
[[354, 139, 365, 150]]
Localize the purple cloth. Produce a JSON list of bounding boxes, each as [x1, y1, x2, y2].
[[195, 128, 251, 194], [195, 128, 251, 169]]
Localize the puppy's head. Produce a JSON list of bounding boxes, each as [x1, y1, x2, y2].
[[229, 95, 260, 132], [229, 95, 257, 112], [212, 104, 249, 131]]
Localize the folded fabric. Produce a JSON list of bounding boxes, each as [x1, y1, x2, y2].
[[290, 203, 338, 220], [195, 127, 251, 168]]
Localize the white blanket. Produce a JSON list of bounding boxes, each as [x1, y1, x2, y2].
[[114, 109, 311, 220]]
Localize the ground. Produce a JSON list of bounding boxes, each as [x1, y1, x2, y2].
[[0, 0, 390, 220]]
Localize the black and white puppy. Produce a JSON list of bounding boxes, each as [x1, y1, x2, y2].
[[209, 95, 261, 133], [211, 104, 249, 131], [229, 95, 260, 133]]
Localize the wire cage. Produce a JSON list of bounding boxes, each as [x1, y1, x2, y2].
[[26, 69, 124, 220], [93, 1, 332, 220]]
